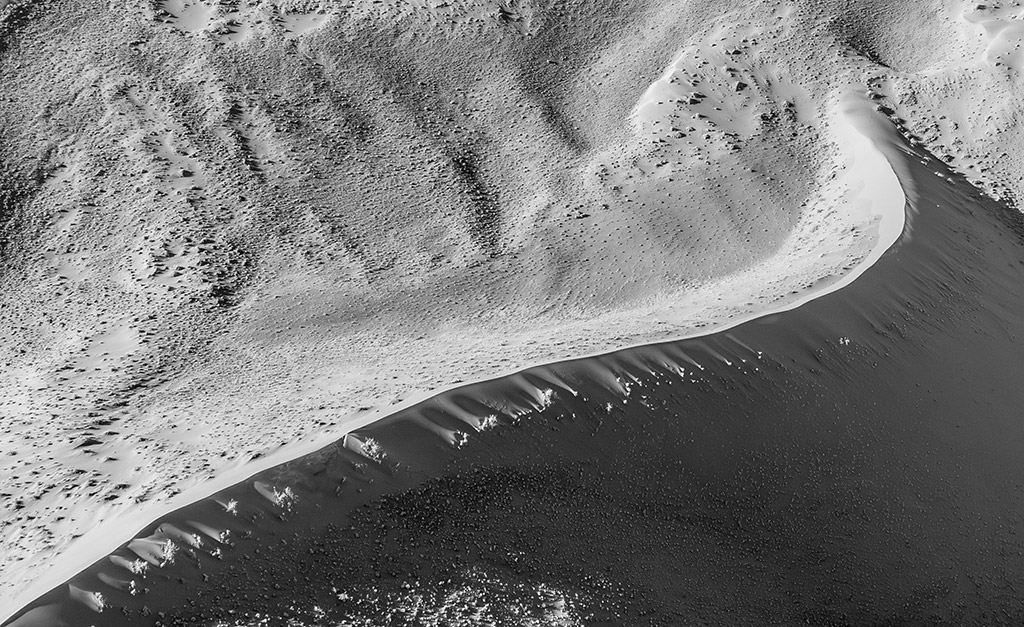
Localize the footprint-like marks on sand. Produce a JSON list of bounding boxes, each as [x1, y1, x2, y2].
[[153, 0, 331, 43]]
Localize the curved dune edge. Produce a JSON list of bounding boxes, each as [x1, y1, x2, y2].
[[0, 97, 907, 623]]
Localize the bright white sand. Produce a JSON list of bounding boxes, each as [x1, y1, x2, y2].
[[0, 0, 1006, 618]]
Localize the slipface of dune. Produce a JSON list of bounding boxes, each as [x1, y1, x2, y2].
[[0, 0, 1014, 615]]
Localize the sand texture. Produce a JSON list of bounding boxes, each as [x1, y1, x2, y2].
[[0, 0, 1016, 616]]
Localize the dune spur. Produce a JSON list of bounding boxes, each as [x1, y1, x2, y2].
[[15, 104, 1024, 625], [0, 92, 905, 623], [0, 0, 933, 616]]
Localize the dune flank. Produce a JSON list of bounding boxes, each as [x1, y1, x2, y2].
[[0, 0, 1013, 614]]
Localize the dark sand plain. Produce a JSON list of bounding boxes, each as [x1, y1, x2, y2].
[[8, 128, 1024, 625]]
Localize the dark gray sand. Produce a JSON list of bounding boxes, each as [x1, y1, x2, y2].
[[8, 137, 1024, 626]]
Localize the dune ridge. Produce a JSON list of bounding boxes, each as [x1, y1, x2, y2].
[[1, 91, 904, 622], [0, 0, 1002, 615], [8, 131, 1024, 627]]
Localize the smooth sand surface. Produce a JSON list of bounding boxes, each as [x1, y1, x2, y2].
[[0, 0, 1013, 617]]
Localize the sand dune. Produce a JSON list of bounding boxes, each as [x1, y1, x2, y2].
[[7, 136, 1024, 626], [0, 0, 1014, 617]]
